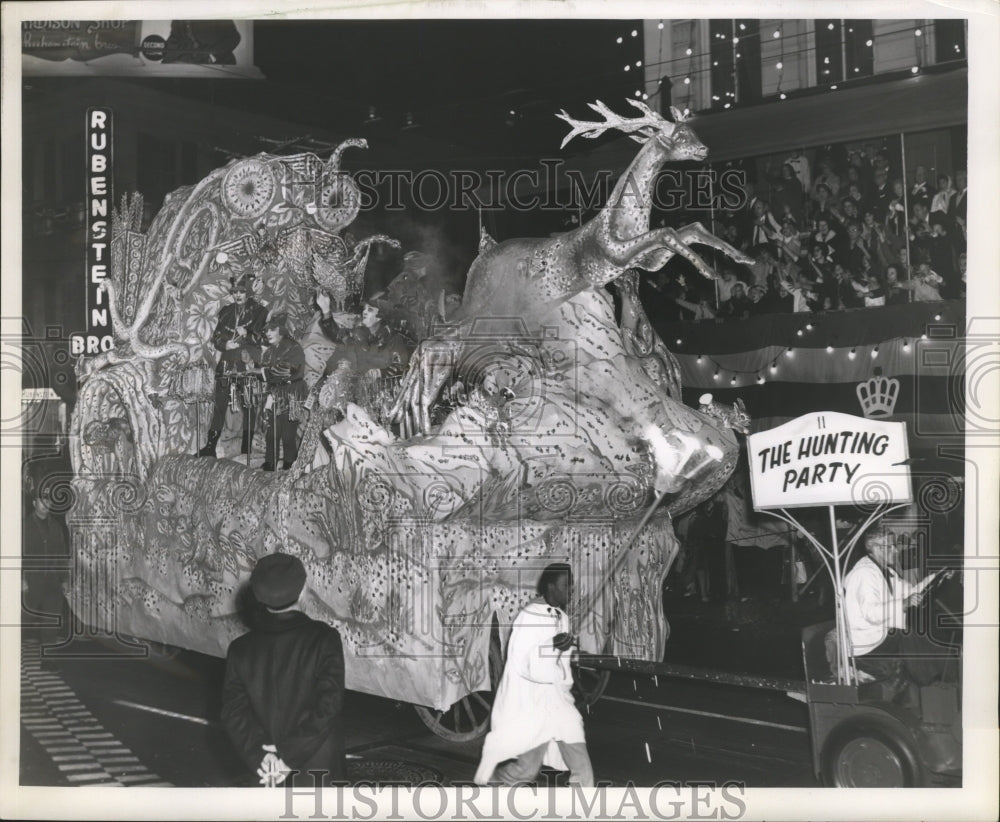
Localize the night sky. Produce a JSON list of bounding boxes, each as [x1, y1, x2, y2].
[[234, 19, 643, 166]]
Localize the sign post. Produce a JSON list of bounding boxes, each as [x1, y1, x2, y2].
[[746, 412, 913, 685]]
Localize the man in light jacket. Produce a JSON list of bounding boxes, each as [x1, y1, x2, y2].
[[474, 563, 594, 787], [834, 526, 946, 683]]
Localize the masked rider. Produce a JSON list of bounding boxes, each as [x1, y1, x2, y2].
[[199, 274, 268, 457], [260, 314, 306, 471]]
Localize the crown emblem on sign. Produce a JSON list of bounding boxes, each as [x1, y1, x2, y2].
[[857, 374, 900, 418]]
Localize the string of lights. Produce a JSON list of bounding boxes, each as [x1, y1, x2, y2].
[[685, 22, 697, 112], [631, 20, 935, 71], [635, 21, 949, 84], [277, 19, 959, 136], [227, 18, 964, 150], [671, 311, 948, 387], [776, 21, 786, 100], [690, 343, 908, 386], [612, 19, 964, 112]]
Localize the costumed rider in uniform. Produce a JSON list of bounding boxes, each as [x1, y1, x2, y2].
[[315, 291, 412, 419], [199, 272, 268, 458], [318, 299, 411, 377], [260, 314, 306, 472], [474, 563, 595, 787]]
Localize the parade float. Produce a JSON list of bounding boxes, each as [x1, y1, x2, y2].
[[67, 101, 751, 738]]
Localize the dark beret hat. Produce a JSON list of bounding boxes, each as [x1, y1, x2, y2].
[[251, 553, 306, 609], [266, 311, 289, 331]]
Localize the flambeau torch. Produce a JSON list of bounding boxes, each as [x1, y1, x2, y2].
[[569, 426, 725, 640]]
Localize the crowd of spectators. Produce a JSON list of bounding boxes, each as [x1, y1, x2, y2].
[[649, 144, 967, 321]]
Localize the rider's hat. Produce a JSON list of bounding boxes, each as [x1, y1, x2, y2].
[[230, 272, 254, 294]]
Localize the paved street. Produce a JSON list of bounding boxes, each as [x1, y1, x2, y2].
[[19, 626, 817, 789]]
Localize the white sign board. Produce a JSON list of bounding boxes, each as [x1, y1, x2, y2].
[[747, 411, 912, 510]]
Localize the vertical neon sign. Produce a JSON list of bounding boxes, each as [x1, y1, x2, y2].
[[73, 107, 114, 355]]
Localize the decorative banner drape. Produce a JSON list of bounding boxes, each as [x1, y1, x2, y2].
[[653, 301, 965, 438]]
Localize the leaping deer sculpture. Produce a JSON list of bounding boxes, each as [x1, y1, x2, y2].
[[391, 100, 752, 435]]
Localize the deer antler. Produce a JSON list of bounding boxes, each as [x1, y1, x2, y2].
[[668, 105, 692, 124], [556, 99, 674, 149]]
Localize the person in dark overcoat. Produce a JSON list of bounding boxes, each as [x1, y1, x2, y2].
[[687, 496, 729, 603], [221, 553, 346, 787], [22, 479, 70, 643]]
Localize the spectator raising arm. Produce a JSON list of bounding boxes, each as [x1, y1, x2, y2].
[[670, 294, 717, 321]]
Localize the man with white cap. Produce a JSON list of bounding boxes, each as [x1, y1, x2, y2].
[[222, 553, 345, 786]]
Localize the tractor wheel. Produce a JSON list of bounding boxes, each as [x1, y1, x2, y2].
[[821, 718, 924, 787]]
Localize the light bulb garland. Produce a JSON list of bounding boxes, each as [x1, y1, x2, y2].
[[624, 20, 935, 111], [357, 21, 948, 137], [913, 20, 924, 72], [685, 331, 930, 388], [635, 19, 944, 115]]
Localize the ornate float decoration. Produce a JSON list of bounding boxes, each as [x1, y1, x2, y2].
[[67, 104, 751, 739]]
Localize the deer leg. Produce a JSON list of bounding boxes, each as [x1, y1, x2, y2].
[[674, 222, 755, 267], [389, 363, 423, 435], [612, 227, 717, 280], [389, 338, 461, 436], [612, 272, 653, 355]]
